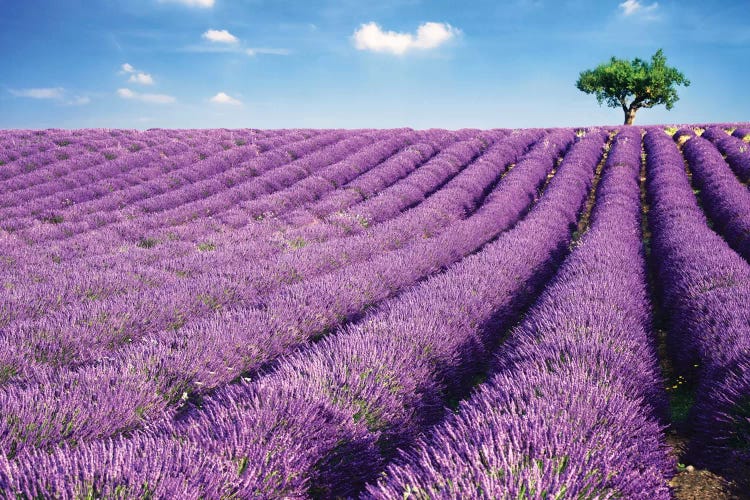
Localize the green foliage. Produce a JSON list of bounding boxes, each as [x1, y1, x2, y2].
[[666, 374, 695, 424], [576, 49, 689, 122], [196, 241, 216, 252], [0, 363, 17, 384], [287, 237, 307, 249]]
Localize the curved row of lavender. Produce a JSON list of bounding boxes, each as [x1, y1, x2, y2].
[[1, 129, 518, 403], [677, 129, 750, 261], [0, 130, 528, 447], [0, 132, 603, 496], [702, 127, 750, 183], [0, 124, 748, 497], [0, 129, 552, 455], [367, 127, 673, 498], [0, 129, 473, 333], [644, 128, 750, 482], [732, 126, 750, 139]]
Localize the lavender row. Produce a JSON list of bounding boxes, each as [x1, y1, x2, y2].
[[701, 127, 750, 183], [679, 131, 750, 261], [5, 131, 350, 256], [2, 129, 458, 264], [180, 130, 528, 286], [1, 134, 345, 275], [368, 127, 673, 499], [27, 131, 454, 266], [644, 128, 750, 477], [0, 131, 434, 314], [0, 129, 295, 224], [0, 130, 309, 230], [0, 142, 377, 337], [0, 130, 147, 175], [0, 134, 432, 363], [0, 137, 229, 228], [0, 135, 139, 185], [0, 130, 197, 194], [0, 139, 198, 219], [298, 133, 460, 220], [0, 133, 333, 282], [111, 134, 459, 283], [244, 130, 505, 250], [146, 129, 603, 498], [18, 132, 375, 246], [29, 130, 474, 269], [0, 128, 266, 198], [0, 129, 603, 497], [732, 127, 750, 140], [180, 131, 420, 224], [136, 131, 416, 230], [98, 131, 343, 218], [0, 130, 554, 455], [0, 131, 467, 329]]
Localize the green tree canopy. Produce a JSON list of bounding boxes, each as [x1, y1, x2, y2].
[[576, 49, 690, 125]]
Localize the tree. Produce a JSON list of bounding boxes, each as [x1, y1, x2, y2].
[[576, 49, 690, 125]]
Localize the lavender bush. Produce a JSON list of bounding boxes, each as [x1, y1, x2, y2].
[[0, 124, 747, 497], [367, 127, 673, 499]]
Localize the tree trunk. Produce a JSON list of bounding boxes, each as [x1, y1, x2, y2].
[[624, 108, 637, 125]]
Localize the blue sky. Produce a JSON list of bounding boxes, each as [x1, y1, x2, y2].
[[1, 0, 747, 129]]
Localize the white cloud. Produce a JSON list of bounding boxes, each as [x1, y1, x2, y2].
[[159, 0, 214, 7], [67, 96, 91, 106], [117, 88, 137, 99], [129, 72, 155, 85], [246, 47, 291, 56], [352, 21, 460, 55], [117, 88, 175, 104], [619, 0, 658, 16], [9, 87, 65, 99], [9, 87, 91, 106], [120, 64, 155, 85], [209, 92, 242, 105], [412, 22, 459, 49], [203, 29, 239, 44]]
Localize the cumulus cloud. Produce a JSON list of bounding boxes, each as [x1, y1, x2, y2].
[[352, 21, 460, 55], [246, 47, 291, 56], [209, 92, 242, 105], [159, 0, 214, 7], [203, 29, 239, 44], [619, 0, 658, 16], [129, 72, 155, 85], [117, 88, 175, 104], [9, 87, 65, 99], [120, 63, 156, 85]]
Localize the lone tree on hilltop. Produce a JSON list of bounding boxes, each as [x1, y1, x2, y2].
[[576, 49, 690, 125]]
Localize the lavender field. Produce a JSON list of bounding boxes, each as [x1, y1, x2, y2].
[[0, 124, 749, 498]]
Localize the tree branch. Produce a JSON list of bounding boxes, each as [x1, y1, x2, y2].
[[620, 98, 629, 115]]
